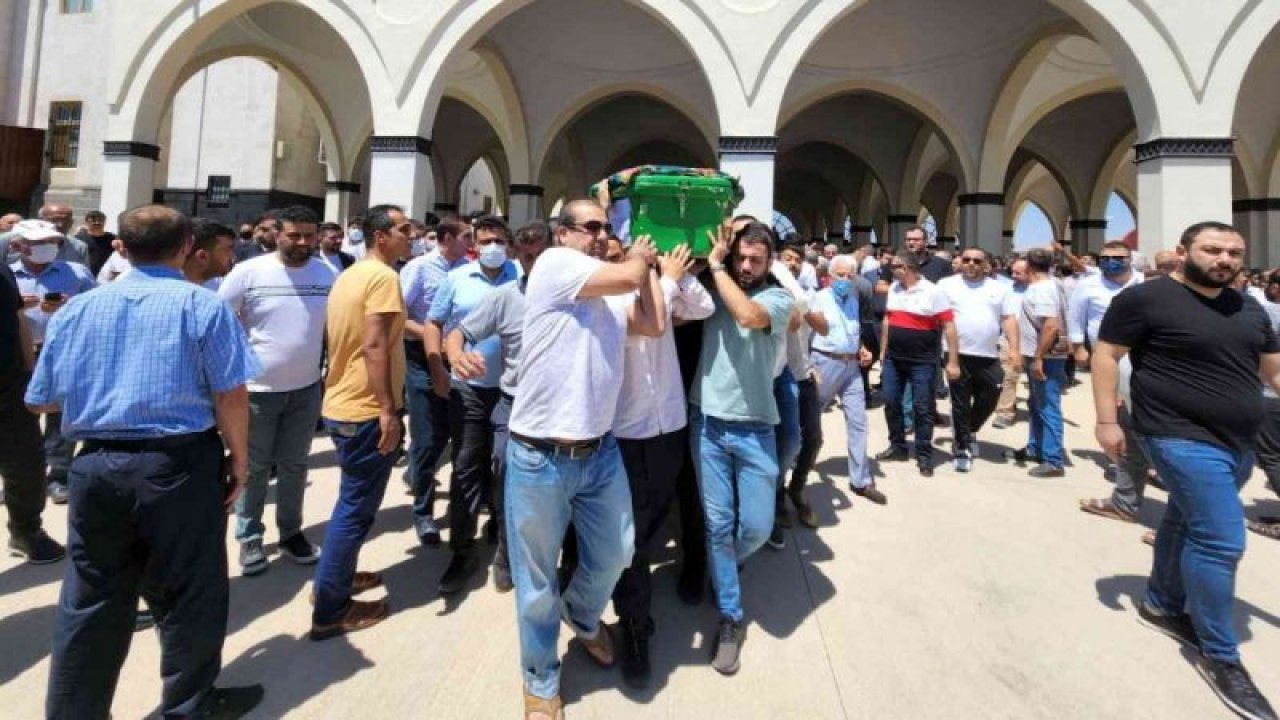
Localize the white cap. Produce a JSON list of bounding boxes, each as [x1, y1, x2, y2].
[[14, 219, 63, 242]]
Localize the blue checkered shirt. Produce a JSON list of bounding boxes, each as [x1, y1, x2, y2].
[[25, 265, 261, 439]]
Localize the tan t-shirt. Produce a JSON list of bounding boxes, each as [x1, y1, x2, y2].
[[322, 260, 406, 422]]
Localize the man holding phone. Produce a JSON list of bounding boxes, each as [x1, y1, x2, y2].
[[10, 219, 95, 504]]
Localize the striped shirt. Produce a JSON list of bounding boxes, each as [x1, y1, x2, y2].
[[885, 277, 954, 364], [26, 265, 261, 439]]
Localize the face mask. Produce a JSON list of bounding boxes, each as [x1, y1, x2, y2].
[[28, 243, 57, 265], [425, 239, 437, 254], [347, 229, 364, 245], [478, 242, 507, 269], [832, 278, 853, 299], [411, 239, 426, 257], [1099, 257, 1129, 277]]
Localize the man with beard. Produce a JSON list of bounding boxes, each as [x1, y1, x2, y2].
[[183, 219, 237, 288], [235, 215, 281, 263], [691, 222, 795, 675], [77, 210, 117, 276], [219, 206, 336, 577], [317, 222, 355, 274], [1093, 222, 1279, 720]]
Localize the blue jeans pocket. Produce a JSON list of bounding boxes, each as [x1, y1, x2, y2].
[[509, 439, 553, 475]]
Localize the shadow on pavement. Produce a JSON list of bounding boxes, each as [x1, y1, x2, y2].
[[1095, 574, 1280, 642]]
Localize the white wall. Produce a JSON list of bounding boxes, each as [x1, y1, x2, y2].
[[458, 160, 500, 216], [165, 59, 276, 192]]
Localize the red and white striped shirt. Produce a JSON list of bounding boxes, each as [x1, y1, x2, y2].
[[885, 278, 954, 364]]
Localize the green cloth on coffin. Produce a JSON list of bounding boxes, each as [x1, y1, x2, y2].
[[590, 166, 743, 257]]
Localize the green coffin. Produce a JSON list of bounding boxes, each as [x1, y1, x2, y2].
[[592, 166, 742, 256]]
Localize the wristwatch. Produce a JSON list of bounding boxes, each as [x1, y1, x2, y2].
[[709, 262, 727, 273]]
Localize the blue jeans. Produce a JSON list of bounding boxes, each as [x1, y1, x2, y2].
[[405, 354, 450, 519], [811, 352, 871, 487], [690, 409, 778, 622], [773, 367, 801, 490], [236, 382, 322, 542], [1025, 357, 1066, 468], [882, 357, 936, 462], [506, 434, 634, 700], [312, 419, 396, 625], [1143, 437, 1253, 662]]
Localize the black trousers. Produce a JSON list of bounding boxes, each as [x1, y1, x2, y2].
[[48, 431, 227, 720], [0, 369, 47, 537], [447, 381, 500, 553], [1255, 396, 1280, 494], [947, 354, 1004, 452], [612, 429, 686, 622], [786, 377, 822, 493]]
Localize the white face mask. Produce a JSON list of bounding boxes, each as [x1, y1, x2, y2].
[[411, 238, 427, 257], [346, 229, 364, 246], [27, 243, 58, 265], [478, 242, 507, 269]]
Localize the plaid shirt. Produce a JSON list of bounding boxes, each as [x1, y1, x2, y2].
[[26, 265, 261, 439]]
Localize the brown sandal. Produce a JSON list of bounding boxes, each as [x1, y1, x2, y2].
[[523, 690, 564, 720], [1247, 519, 1280, 541], [1079, 498, 1137, 524]]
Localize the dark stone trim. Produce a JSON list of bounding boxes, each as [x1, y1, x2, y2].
[[936, 235, 956, 245], [1133, 137, 1233, 164], [851, 225, 875, 233], [957, 193, 1004, 207], [508, 184, 544, 197], [826, 232, 844, 239], [1233, 198, 1280, 213], [325, 180, 361, 194], [1002, 230, 1014, 238], [1069, 219, 1108, 230], [370, 136, 433, 156], [718, 136, 777, 155], [887, 214, 918, 223], [103, 141, 160, 161], [434, 202, 458, 212]]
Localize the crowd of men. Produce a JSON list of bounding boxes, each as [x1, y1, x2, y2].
[[2, 201, 1279, 720]]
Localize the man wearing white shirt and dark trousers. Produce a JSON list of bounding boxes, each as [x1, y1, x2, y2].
[[218, 206, 335, 575], [937, 248, 1018, 472]]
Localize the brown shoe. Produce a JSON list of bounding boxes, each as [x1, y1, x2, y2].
[[1079, 498, 1137, 524], [789, 490, 819, 529], [1141, 530, 1156, 547], [309, 599, 389, 641], [575, 623, 616, 668], [852, 483, 887, 505], [523, 689, 564, 720], [308, 571, 384, 605]]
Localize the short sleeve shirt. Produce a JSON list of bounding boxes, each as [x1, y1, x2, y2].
[[322, 260, 406, 422], [884, 278, 954, 364], [691, 284, 794, 424], [1018, 278, 1069, 358], [937, 275, 1010, 358], [509, 248, 628, 440], [458, 277, 529, 396]]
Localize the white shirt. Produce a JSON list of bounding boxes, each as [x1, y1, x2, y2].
[[770, 260, 809, 377], [798, 261, 818, 291], [938, 275, 1011, 358], [611, 275, 714, 439], [510, 247, 629, 440], [97, 251, 131, 283], [1018, 278, 1068, 358], [859, 256, 880, 276], [218, 254, 337, 393], [1067, 271, 1143, 345], [318, 251, 345, 275], [1250, 287, 1280, 399]]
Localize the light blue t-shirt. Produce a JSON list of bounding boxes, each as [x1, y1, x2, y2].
[[428, 260, 517, 388], [691, 284, 795, 424]]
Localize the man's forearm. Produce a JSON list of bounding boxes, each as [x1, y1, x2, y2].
[[424, 321, 447, 375], [1091, 354, 1120, 423], [404, 318, 426, 341], [444, 329, 467, 367], [1034, 319, 1059, 359], [213, 386, 250, 463], [364, 332, 396, 413], [17, 311, 34, 371], [944, 323, 960, 365]]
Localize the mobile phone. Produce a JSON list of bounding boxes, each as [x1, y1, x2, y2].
[[43, 292, 63, 302]]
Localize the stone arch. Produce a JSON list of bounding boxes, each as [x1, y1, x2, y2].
[[440, 43, 533, 182], [1201, 3, 1280, 128], [1087, 129, 1137, 219]]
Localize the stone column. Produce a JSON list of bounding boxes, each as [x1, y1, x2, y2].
[[507, 184, 544, 226], [100, 142, 160, 232], [324, 180, 360, 225], [886, 214, 918, 248], [719, 136, 775, 221], [368, 136, 434, 220], [1233, 199, 1276, 269], [1069, 219, 1108, 253], [957, 193, 1004, 254], [1135, 138, 1234, 258], [851, 224, 875, 246]]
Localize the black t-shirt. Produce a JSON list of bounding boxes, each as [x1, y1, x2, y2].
[[0, 264, 22, 376], [1099, 276, 1280, 453], [80, 232, 116, 276]]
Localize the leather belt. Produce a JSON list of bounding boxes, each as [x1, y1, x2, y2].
[[83, 429, 215, 453], [511, 432, 604, 460], [814, 348, 857, 362]]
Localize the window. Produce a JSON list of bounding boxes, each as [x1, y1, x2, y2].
[[47, 101, 82, 168], [61, 0, 93, 13]]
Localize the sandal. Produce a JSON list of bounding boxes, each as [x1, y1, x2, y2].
[[1141, 530, 1156, 546], [1246, 519, 1280, 541], [523, 690, 564, 720], [1078, 498, 1137, 524]]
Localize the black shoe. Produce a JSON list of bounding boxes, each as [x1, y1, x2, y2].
[[1195, 656, 1278, 720], [491, 560, 513, 593], [1028, 463, 1066, 478], [677, 566, 705, 606], [774, 506, 792, 530], [1136, 601, 1199, 649], [46, 481, 69, 505], [192, 684, 265, 719], [438, 553, 475, 595], [620, 617, 654, 688], [414, 516, 442, 546], [134, 609, 155, 633], [711, 616, 745, 676], [874, 447, 910, 462], [483, 516, 499, 544], [1001, 447, 1040, 466], [851, 483, 888, 505], [278, 533, 320, 565], [766, 525, 785, 550], [7, 530, 65, 565], [917, 460, 934, 478]]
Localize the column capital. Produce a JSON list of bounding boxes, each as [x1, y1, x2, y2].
[[1133, 137, 1233, 164], [1002, 230, 1014, 238], [851, 225, 875, 232], [1233, 198, 1280, 212], [508, 184, 544, 197], [887, 214, 918, 223], [370, 135, 433, 156], [957, 192, 1004, 207], [434, 202, 458, 212], [718, 136, 777, 155], [325, 180, 361, 194], [103, 141, 160, 161], [1068, 219, 1108, 230]]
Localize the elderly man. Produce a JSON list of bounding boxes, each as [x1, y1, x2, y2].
[[10, 220, 96, 504], [38, 204, 88, 265]]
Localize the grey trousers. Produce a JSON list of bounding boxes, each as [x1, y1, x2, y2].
[[234, 381, 323, 542], [1109, 404, 1153, 516]]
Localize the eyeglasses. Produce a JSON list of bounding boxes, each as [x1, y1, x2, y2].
[[567, 221, 611, 236], [889, 264, 905, 270], [959, 258, 984, 265]]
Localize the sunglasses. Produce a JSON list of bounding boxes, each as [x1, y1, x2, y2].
[[568, 221, 611, 236], [959, 258, 984, 265]]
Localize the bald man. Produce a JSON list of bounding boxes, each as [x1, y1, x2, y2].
[[0, 213, 21, 233], [38, 204, 88, 265], [1151, 249, 1181, 278]]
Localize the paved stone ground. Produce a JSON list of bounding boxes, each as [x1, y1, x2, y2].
[[4, 377, 1280, 719]]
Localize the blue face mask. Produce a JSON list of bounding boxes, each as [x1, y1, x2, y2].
[[832, 278, 853, 298], [1099, 257, 1129, 277]]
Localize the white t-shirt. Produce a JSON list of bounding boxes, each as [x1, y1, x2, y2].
[[218, 254, 337, 393], [97, 251, 131, 283], [1018, 278, 1069, 358], [938, 275, 1011, 358], [510, 247, 629, 440]]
